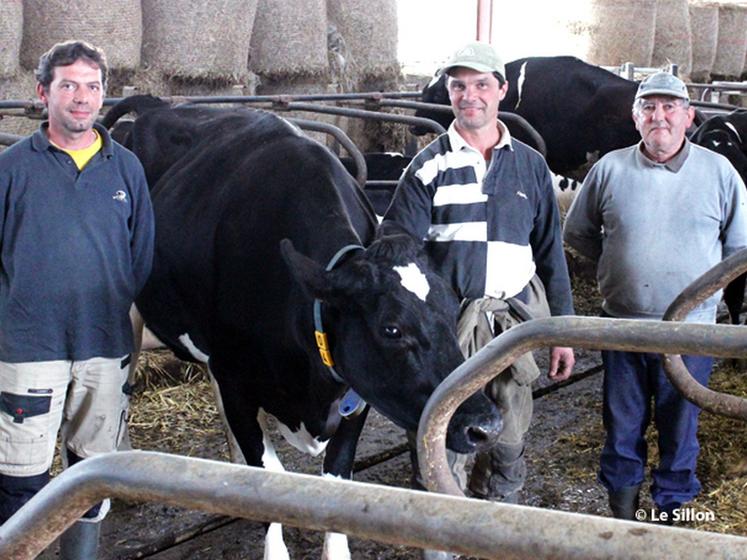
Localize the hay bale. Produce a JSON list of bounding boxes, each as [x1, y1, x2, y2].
[[0, 1, 23, 77], [584, 0, 657, 66], [20, 0, 141, 71], [712, 3, 747, 79], [142, 0, 258, 81], [327, 0, 400, 84], [249, 0, 328, 80], [652, 0, 692, 77], [689, 1, 720, 82]]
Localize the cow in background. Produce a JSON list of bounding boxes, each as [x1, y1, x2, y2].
[[691, 110, 747, 325], [414, 56, 640, 180]]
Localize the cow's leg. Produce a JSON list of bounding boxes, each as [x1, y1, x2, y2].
[[724, 273, 746, 325], [118, 304, 145, 451], [320, 406, 370, 560], [209, 367, 289, 560]]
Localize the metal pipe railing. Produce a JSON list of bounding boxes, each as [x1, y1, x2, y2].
[[288, 118, 367, 187], [418, 317, 747, 496], [280, 101, 446, 135], [1, 451, 746, 560], [662, 248, 747, 419]]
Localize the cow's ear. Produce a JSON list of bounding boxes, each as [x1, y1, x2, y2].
[[280, 239, 333, 300]]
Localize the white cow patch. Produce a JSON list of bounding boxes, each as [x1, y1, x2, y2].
[[321, 473, 351, 559], [264, 522, 290, 560], [257, 409, 287, 471], [276, 417, 328, 456], [725, 122, 742, 144], [393, 262, 430, 302], [515, 61, 528, 109], [178, 333, 210, 363]]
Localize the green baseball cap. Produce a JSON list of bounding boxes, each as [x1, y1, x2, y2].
[[440, 41, 505, 80], [635, 72, 690, 101]]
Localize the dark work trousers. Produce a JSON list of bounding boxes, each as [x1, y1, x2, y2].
[[599, 350, 713, 509]]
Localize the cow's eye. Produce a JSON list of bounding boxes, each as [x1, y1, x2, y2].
[[381, 325, 401, 339]]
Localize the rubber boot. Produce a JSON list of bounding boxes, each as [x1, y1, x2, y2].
[[59, 520, 101, 560], [608, 485, 641, 520]]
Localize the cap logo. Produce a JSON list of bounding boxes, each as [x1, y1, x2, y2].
[[458, 47, 476, 57]]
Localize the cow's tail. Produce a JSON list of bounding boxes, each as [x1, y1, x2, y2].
[[100, 94, 169, 129]]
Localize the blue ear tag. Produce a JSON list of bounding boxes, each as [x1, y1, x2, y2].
[[339, 388, 366, 418]]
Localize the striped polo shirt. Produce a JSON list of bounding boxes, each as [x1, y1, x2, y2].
[[384, 120, 573, 316]]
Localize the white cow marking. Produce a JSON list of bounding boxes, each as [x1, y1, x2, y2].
[[276, 418, 328, 456], [321, 473, 351, 559], [177, 333, 210, 363], [515, 61, 528, 109], [264, 522, 290, 560], [257, 409, 287, 471], [393, 263, 430, 302], [725, 122, 742, 144]]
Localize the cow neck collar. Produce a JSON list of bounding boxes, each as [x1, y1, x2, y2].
[[313, 243, 365, 384]]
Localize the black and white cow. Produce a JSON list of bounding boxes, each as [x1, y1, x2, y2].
[[103, 97, 502, 558], [691, 110, 747, 325], [413, 56, 640, 179]]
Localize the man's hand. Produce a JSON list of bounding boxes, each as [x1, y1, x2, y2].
[[548, 346, 575, 382]]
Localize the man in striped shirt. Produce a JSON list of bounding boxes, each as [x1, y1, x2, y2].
[[384, 42, 575, 506]]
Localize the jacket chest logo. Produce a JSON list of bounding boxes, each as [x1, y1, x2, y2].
[[112, 190, 127, 202]]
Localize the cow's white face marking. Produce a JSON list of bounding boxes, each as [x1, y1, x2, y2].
[[178, 333, 210, 363], [428, 73, 441, 88], [393, 262, 430, 302], [276, 418, 328, 456]]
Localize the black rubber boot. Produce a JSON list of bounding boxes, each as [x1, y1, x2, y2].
[[59, 520, 101, 560], [608, 485, 641, 520]]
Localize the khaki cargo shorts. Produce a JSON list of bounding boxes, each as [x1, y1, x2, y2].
[[0, 356, 130, 477]]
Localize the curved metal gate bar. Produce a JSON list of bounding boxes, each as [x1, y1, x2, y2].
[[287, 118, 368, 188], [662, 248, 747, 420], [417, 317, 747, 496], [2, 451, 747, 560], [280, 101, 446, 135]]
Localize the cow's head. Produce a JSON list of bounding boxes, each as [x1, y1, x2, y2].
[[280, 230, 502, 454], [411, 73, 454, 136]]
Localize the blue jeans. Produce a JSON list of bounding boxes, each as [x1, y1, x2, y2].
[[599, 350, 713, 508]]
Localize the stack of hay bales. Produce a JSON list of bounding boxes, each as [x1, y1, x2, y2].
[[142, 0, 258, 82], [327, 0, 399, 90], [249, 0, 328, 93], [582, 0, 657, 66], [712, 2, 747, 79], [652, 0, 692, 77], [0, 1, 23, 78], [689, 1, 720, 82], [20, 0, 141, 71]]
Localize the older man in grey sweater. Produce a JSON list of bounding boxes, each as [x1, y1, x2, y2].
[[564, 72, 747, 524]]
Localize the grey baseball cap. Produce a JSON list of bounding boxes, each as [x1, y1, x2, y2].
[[439, 42, 505, 79], [635, 72, 690, 101]]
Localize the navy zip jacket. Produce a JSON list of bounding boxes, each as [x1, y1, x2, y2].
[[0, 122, 154, 362]]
